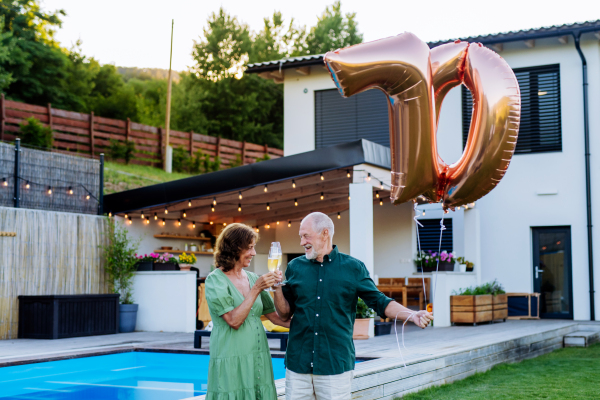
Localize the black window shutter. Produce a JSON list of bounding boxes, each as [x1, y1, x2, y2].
[[315, 89, 389, 148], [417, 219, 453, 253], [462, 64, 561, 154]]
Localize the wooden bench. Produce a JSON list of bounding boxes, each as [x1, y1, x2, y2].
[[194, 330, 290, 351]]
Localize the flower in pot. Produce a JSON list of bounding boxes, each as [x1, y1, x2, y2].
[[415, 250, 456, 272], [456, 257, 474, 272], [101, 218, 141, 333], [154, 252, 180, 271], [179, 252, 197, 271], [135, 253, 157, 271], [353, 298, 375, 340]]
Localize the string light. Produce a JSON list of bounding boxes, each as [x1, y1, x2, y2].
[[266, 203, 270, 211], [346, 170, 351, 178], [188, 200, 192, 207], [108, 212, 112, 217], [86, 193, 90, 200], [68, 186, 73, 195], [145, 217, 150, 225], [348, 195, 351, 201], [238, 191, 243, 200], [376, 191, 379, 198], [294, 199, 298, 207], [464, 205, 469, 210], [457, 206, 461, 210], [25, 181, 30, 189], [256, 226, 260, 232], [277, 221, 280, 225], [223, 222, 227, 226], [292, 180, 296, 189], [422, 210, 426, 216], [320, 173, 324, 181], [128, 217, 132, 225], [183, 210, 187, 218], [211, 205, 215, 212], [192, 221, 196, 228], [210, 221, 214, 225], [141, 210, 145, 219], [264, 185, 268, 192], [2, 178, 6, 187], [380, 181, 384, 190], [367, 173, 371, 181], [213, 197, 217, 206], [162, 219, 166, 226], [177, 219, 182, 227], [238, 204, 242, 212], [337, 212, 341, 219], [164, 207, 168, 214], [469, 202, 476, 208], [320, 192, 324, 200], [154, 213, 158, 220], [380, 199, 383, 206], [288, 221, 291, 227], [124, 213, 128, 219], [266, 224, 270, 229], [47, 186, 52, 195]]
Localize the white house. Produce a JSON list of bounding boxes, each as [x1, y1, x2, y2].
[[245, 21, 600, 323]]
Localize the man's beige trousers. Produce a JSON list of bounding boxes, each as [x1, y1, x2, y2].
[[285, 369, 353, 400]]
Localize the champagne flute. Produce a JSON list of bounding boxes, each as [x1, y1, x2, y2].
[[274, 242, 285, 287], [266, 243, 279, 292]]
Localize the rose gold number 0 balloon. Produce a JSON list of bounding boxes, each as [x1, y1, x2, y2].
[[324, 33, 521, 209]]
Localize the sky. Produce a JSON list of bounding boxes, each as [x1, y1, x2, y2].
[[43, 0, 600, 72]]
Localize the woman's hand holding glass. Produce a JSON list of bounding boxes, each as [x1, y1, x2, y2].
[[254, 272, 278, 292]]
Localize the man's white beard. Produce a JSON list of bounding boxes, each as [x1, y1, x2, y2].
[[305, 246, 318, 260]]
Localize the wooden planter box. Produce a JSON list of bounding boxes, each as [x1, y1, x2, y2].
[[492, 294, 508, 321], [18, 294, 119, 339], [450, 295, 492, 324]]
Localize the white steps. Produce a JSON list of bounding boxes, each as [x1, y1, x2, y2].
[[563, 330, 600, 347]]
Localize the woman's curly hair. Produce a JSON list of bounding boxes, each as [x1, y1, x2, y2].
[[214, 223, 258, 272]]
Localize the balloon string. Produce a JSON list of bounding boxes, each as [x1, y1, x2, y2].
[[394, 311, 417, 368], [431, 216, 446, 307], [413, 203, 427, 304]]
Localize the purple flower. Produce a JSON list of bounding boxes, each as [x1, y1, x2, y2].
[[425, 260, 428, 263], [432, 252, 437, 258]]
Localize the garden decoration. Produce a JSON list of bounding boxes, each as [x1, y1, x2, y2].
[[324, 32, 521, 366]]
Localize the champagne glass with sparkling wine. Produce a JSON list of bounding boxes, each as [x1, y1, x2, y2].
[[266, 243, 280, 292]]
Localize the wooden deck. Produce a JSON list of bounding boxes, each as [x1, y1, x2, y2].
[[1, 320, 599, 399]]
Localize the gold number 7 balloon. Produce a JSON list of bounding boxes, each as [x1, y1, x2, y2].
[[324, 33, 520, 210]]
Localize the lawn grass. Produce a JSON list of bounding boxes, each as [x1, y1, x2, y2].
[[104, 161, 193, 194], [400, 343, 600, 400]]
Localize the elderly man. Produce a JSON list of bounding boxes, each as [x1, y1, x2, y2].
[[274, 212, 432, 400]]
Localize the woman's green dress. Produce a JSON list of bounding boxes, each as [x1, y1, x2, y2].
[[205, 268, 277, 400]]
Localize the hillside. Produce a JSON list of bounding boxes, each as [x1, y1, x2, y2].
[[104, 162, 192, 194]]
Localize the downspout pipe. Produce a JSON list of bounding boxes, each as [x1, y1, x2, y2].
[[573, 31, 595, 321]]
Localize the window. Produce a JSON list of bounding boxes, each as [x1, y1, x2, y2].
[[417, 218, 453, 253], [462, 64, 562, 154], [315, 89, 389, 148]]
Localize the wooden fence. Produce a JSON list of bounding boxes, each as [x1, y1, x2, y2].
[[0, 94, 284, 168], [0, 207, 110, 340]]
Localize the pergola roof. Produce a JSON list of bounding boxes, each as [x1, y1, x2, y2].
[[104, 140, 391, 226]]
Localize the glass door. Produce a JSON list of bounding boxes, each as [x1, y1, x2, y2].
[[532, 227, 573, 319]]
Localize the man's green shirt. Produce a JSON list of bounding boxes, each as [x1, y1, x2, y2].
[[281, 245, 393, 375]]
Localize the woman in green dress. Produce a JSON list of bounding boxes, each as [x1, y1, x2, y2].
[[205, 223, 289, 400]]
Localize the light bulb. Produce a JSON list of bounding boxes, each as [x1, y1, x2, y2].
[[154, 213, 158, 220], [277, 221, 280, 225], [348, 195, 351, 201], [376, 191, 379, 198], [256, 227, 260, 232], [124, 213, 128, 219], [108, 212, 112, 217], [128, 218, 132, 225], [183, 210, 187, 218], [213, 197, 217, 206], [210, 221, 213, 225], [337, 212, 341, 219], [192, 221, 196, 228], [188, 200, 192, 207], [294, 199, 298, 207], [380, 181, 384, 190], [238, 204, 242, 212], [266, 203, 270, 211], [68, 187, 73, 195], [422, 210, 426, 216], [2, 178, 7, 186], [288, 221, 291, 227], [164, 207, 168, 214], [141, 211, 145, 219], [320, 173, 324, 181], [320, 192, 324, 200], [264, 185, 268, 192], [266, 224, 270, 229], [367, 173, 371, 181], [86, 194, 90, 200], [379, 200, 383, 206], [177, 219, 181, 226], [162, 219, 166, 226], [145, 218, 150, 225], [292, 180, 296, 189], [223, 222, 227, 226], [457, 206, 461, 210], [25, 181, 30, 189], [48, 187, 52, 195], [211, 206, 215, 212], [347, 170, 351, 178], [238, 191, 242, 200]]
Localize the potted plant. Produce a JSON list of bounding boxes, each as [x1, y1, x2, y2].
[[450, 279, 506, 325], [154, 252, 180, 271], [135, 253, 158, 271], [456, 256, 474, 272], [353, 298, 374, 340], [415, 250, 456, 272], [179, 252, 197, 271], [101, 218, 141, 333]]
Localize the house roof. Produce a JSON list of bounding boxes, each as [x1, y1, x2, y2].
[[246, 19, 600, 74], [104, 139, 391, 216]]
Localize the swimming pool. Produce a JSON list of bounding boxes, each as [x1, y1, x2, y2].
[[0, 352, 286, 399]]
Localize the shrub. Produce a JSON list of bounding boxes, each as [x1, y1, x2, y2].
[[255, 153, 271, 163], [172, 146, 190, 172], [356, 298, 375, 319], [453, 279, 505, 296], [109, 139, 136, 164], [19, 117, 53, 149]]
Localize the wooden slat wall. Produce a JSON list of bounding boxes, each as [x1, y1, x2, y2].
[[0, 96, 283, 168], [0, 206, 110, 340]]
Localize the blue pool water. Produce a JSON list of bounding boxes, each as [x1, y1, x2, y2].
[[0, 352, 287, 399]]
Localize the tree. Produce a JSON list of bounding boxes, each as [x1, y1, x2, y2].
[[0, 18, 13, 91], [304, 1, 362, 55], [250, 11, 307, 63]]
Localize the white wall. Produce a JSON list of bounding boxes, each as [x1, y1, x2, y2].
[[279, 35, 600, 320]]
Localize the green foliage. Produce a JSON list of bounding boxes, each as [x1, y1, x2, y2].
[[255, 153, 271, 163], [19, 117, 53, 148], [100, 218, 140, 304], [108, 139, 136, 164], [304, 1, 363, 55], [356, 298, 375, 319], [172, 147, 221, 174], [453, 279, 505, 296], [400, 344, 600, 400]]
